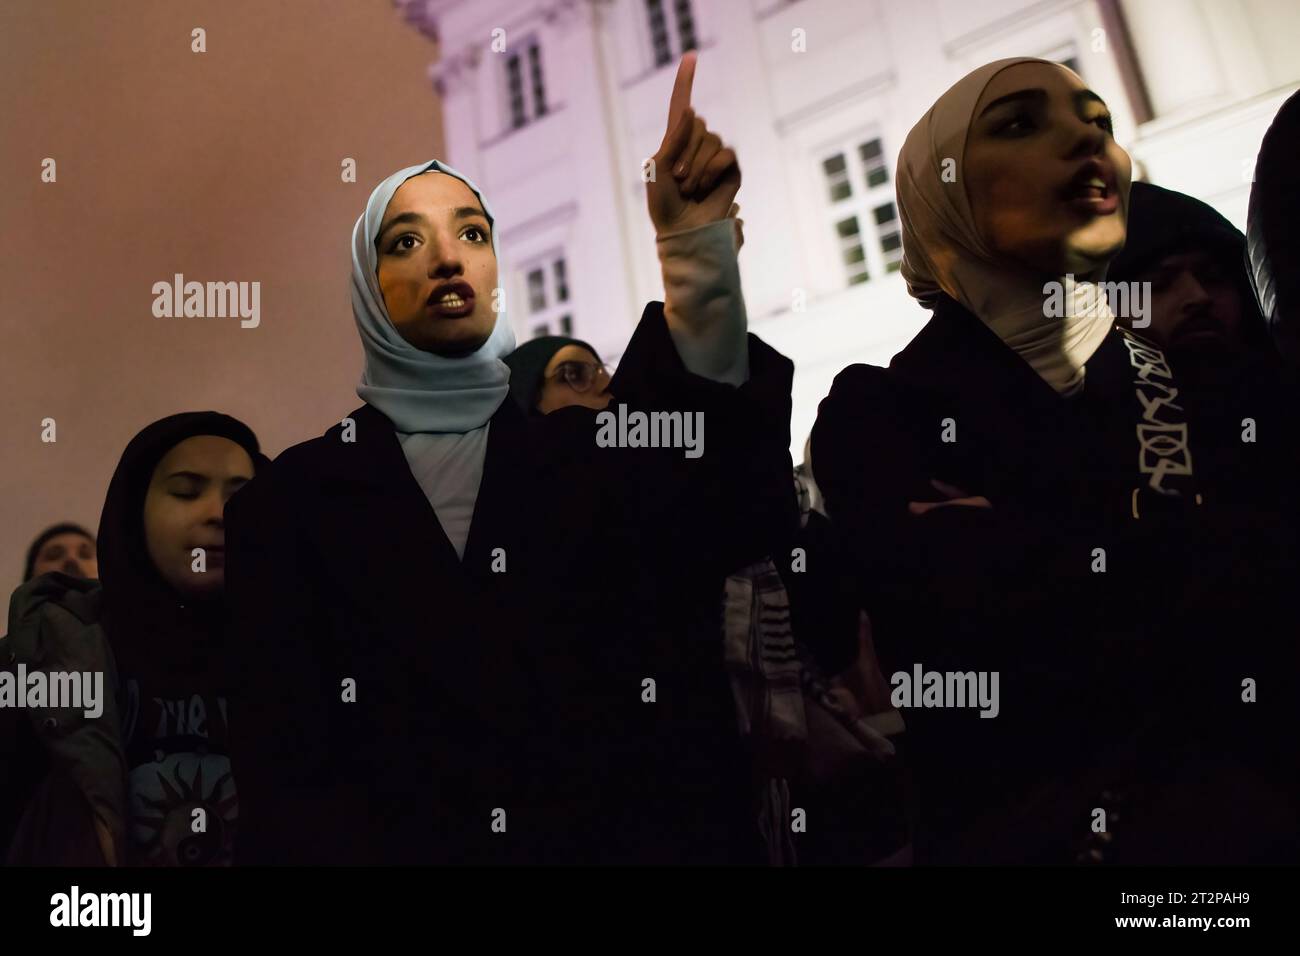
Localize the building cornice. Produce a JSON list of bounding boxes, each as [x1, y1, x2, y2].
[[774, 69, 897, 136], [428, 44, 482, 97], [394, 0, 610, 46], [940, 0, 1085, 59], [397, 0, 613, 96], [393, 0, 464, 44]]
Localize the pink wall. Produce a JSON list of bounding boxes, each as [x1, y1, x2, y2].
[[0, 0, 443, 584]]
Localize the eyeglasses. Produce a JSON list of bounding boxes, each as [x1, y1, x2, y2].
[[545, 360, 610, 394]]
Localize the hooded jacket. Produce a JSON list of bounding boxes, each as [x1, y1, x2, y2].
[[1, 412, 267, 866], [1107, 181, 1300, 512], [1108, 180, 1272, 354]]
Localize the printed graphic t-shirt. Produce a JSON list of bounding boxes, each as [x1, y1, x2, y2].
[[121, 679, 238, 866]]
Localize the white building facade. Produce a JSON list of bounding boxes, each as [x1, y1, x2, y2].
[[395, 0, 1300, 453]]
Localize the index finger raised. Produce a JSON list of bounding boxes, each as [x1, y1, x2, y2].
[[666, 51, 697, 134]]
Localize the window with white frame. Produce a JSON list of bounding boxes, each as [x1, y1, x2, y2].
[[522, 253, 572, 339], [645, 0, 698, 68], [820, 135, 902, 286], [504, 38, 548, 130]]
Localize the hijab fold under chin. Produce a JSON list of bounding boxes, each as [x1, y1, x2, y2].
[[351, 161, 516, 433], [896, 57, 1121, 395]]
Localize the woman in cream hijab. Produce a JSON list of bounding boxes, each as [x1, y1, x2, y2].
[[811, 58, 1298, 865], [895, 57, 1130, 396]]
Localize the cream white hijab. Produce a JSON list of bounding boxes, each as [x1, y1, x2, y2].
[[896, 57, 1126, 395]]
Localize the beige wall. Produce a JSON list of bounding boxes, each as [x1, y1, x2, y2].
[[0, 0, 443, 585]]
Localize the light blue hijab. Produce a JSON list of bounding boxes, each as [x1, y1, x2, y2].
[[350, 160, 516, 433]]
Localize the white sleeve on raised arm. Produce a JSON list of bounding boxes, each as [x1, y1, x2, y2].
[[657, 217, 750, 386]]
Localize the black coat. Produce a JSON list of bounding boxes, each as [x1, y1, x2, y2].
[[224, 305, 797, 865], [811, 295, 1300, 864]]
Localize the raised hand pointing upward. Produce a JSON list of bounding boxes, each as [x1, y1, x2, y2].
[[646, 52, 742, 236]]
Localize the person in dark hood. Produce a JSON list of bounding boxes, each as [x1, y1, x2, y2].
[[1108, 181, 1300, 514], [811, 57, 1299, 865], [23, 523, 98, 582], [503, 336, 612, 415], [1107, 181, 1272, 369], [1, 412, 267, 866]]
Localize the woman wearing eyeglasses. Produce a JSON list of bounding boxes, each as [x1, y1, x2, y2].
[[502, 336, 612, 415], [505, 330, 821, 866]]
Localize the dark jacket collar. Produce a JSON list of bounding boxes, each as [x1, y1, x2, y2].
[[888, 294, 1138, 411], [323, 400, 530, 574], [889, 295, 1067, 410]]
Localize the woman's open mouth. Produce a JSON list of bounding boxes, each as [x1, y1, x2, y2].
[[427, 281, 476, 318], [1061, 163, 1119, 215]]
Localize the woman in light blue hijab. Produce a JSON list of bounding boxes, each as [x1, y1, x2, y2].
[[349, 160, 517, 557], [352, 160, 515, 432], [224, 53, 807, 866]]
